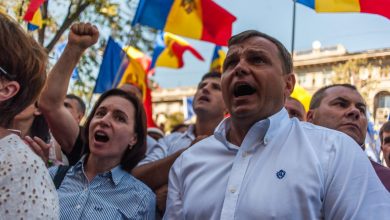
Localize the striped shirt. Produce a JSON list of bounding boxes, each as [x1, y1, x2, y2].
[[49, 156, 156, 219]]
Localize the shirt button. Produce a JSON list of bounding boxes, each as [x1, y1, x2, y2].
[[76, 205, 81, 210], [242, 151, 248, 158], [230, 188, 236, 193], [264, 138, 268, 145]]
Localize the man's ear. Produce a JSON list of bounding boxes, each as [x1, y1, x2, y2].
[[284, 73, 296, 97], [0, 80, 20, 102], [306, 109, 315, 123]]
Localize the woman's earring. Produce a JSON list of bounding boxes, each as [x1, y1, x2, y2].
[[128, 144, 133, 150]]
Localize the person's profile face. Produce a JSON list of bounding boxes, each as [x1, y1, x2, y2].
[[64, 98, 83, 123], [308, 86, 367, 145], [381, 131, 390, 167], [193, 77, 225, 117]]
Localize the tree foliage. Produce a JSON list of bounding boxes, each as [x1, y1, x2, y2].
[[1, 0, 156, 108], [164, 112, 185, 133]]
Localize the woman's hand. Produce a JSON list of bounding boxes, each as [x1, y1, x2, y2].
[[25, 136, 51, 165]]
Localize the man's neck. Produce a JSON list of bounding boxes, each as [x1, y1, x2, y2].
[[195, 115, 224, 137], [227, 117, 257, 146]]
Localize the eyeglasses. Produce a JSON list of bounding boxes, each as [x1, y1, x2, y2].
[[0, 66, 13, 80]]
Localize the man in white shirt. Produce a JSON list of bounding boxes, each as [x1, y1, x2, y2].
[[307, 83, 390, 191], [164, 30, 390, 220], [132, 72, 226, 214]]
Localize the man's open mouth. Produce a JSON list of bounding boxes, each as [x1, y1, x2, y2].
[[234, 83, 256, 97]]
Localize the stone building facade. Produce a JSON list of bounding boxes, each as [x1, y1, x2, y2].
[[152, 45, 390, 126]]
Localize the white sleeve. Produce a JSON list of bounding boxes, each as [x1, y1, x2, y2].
[[163, 155, 185, 219], [138, 136, 169, 166], [324, 135, 390, 219]]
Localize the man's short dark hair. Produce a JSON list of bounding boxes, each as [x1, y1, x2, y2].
[[227, 30, 292, 75], [197, 72, 221, 88], [309, 84, 358, 110], [201, 71, 221, 81], [379, 121, 390, 144], [66, 94, 86, 115]]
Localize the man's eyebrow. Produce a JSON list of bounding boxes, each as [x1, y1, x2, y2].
[[356, 102, 367, 109], [333, 97, 348, 102]]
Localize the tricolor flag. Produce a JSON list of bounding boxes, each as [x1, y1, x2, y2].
[[365, 110, 381, 162], [151, 32, 204, 69], [27, 7, 43, 31], [209, 45, 226, 73], [24, 0, 45, 21], [297, 0, 390, 20], [132, 0, 236, 46], [95, 37, 156, 127], [183, 96, 195, 122], [24, 0, 45, 31]]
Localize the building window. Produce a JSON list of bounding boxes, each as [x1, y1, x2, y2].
[[378, 95, 390, 108]]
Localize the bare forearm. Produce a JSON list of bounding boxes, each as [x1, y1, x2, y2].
[[40, 46, 84, 109], [132, 149, 185, 190]]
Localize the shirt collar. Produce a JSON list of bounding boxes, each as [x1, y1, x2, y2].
[[184, 124, 196, 140], [71, 154, 87, 174], [110, 165, 127, 186], [72, 155, 127, 186], [215, 107, 290, 148], [263, 107, 290, 144]]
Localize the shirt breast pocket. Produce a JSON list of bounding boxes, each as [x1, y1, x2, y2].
[[85, 206, 123, 219]]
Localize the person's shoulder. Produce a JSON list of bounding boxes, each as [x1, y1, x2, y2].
[[371, 160, 390, 175], [291, 120, 360, 154], [124, 173, 155, 195], [296, 121, 351, 141], [164, 131, 186, 142], [179, 135, 220, 159], [0, 135, 46, 167]]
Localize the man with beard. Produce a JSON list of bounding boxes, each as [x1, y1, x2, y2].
[[164, 30, 390, 219]]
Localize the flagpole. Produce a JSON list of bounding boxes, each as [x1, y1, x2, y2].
[[291, 0, 297, 60]]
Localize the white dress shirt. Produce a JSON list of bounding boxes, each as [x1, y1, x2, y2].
[[139, 125, 195, 165], [164, 108, 390, 220]]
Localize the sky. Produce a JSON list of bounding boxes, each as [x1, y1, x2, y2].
[[151, 0, 390, 88]]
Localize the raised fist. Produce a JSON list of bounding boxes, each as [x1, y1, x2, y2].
[[68, 22, 99, 51]]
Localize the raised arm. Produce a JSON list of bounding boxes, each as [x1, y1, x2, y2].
[[39, 23, 99, 153]]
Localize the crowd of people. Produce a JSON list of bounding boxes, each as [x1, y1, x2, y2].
[[1, 13, 390, 219]]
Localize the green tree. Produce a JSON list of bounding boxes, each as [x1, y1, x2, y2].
[[164, 112, 185, 133], [1, 0, 156, 108]]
